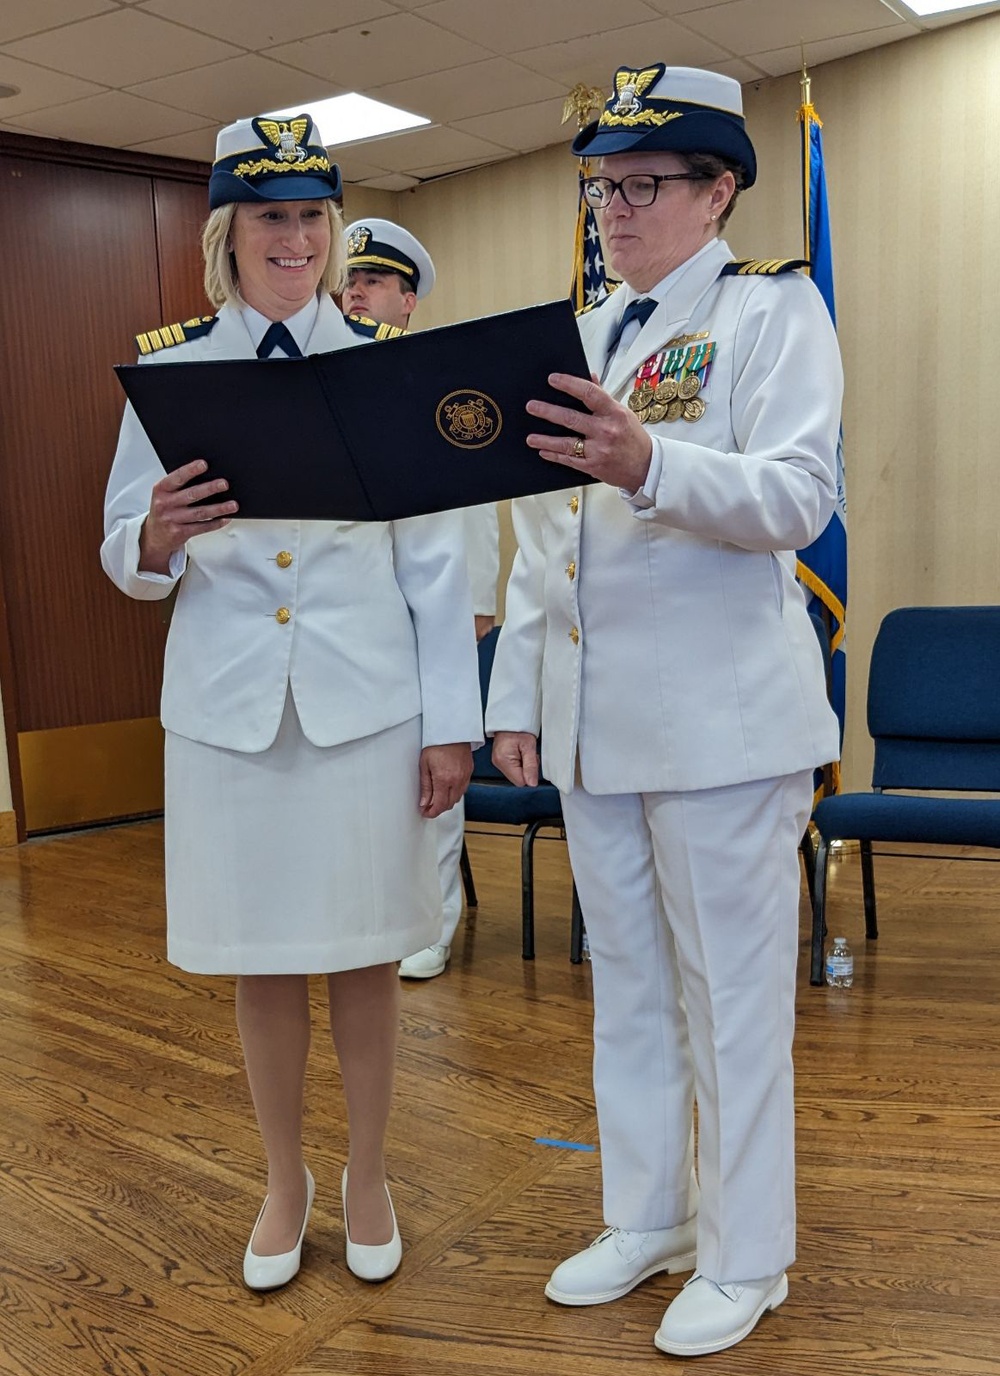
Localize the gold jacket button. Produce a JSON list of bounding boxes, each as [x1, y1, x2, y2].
[[569, 625, 579, 645], [275, 607, 291, 624], [566, 561, 576, 581], [276, 551, 293, 569], [569, 495, 580, 515]]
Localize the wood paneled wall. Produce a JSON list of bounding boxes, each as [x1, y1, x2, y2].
[[0, 135, 210, 832]]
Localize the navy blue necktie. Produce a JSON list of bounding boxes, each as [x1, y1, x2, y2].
[[256, 321, 303, 358], [605, 296, 657, 358]]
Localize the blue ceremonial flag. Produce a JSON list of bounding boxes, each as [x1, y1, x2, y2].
[[797, 83, 847, 782], [570, 160, 613, 309]]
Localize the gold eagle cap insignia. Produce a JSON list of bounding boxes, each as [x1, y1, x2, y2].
[[611, 65, 662, 116], [254, 116, 311, 163]]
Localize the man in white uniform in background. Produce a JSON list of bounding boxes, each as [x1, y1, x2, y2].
[[342, 219, 500, 979]]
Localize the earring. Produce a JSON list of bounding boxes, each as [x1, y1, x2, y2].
[[710, 214, 718, 221]]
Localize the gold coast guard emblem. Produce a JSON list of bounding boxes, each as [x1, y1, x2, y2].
[[347, 225, 372, 257], [435, 389, 503, 449], [253, 118, 310, 163], [611, 66, 659, 117]]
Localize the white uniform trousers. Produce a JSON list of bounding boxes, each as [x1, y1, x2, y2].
[[561, 769, 813, 1283], [432, 798, 466, 947]]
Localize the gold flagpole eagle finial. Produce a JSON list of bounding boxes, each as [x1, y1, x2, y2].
[[562, 83, 606, 130]]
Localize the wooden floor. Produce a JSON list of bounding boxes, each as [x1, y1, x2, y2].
[[0, 821, 998, 1376]]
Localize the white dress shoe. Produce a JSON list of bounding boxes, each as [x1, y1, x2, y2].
[[342, 1168, 402, 1281], [398, 943, 451, 979], [544, 1219, 697, 1306], [243, 1166, 315, 1291], [654, 1271, 788, 1356]]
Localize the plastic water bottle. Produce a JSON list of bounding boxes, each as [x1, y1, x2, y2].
[[825, 936, 854, 988]]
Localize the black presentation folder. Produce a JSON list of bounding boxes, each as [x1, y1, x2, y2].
[[115, 299, 596, 521]]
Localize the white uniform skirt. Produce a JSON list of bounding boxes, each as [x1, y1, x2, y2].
[[164, 691, 440, 975]]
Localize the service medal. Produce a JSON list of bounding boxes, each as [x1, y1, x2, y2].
[[654, 377, 678, 403], [646, 401, 669, 424], [683, 397, 707, 422], [678, 373, 702, 401], [666, 399, 685, 422], [628, 385, 654, 413]]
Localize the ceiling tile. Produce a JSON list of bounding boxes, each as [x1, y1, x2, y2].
[[415, 0, 661, 52], [126, 125, 218, 161], [358, 172, 421, 191], [452, 96, 569, 154], [137, 0, 396, 49], [3, 9, 243, 87], [360, 123, 508, 173], [408, 151, 511, 179], [674, 0, 906, 54], [747, 25, 917, 78], [0, 0, 114, 44], [642, 0, 769, 11], [330, 147, 395, 182], [266, 12, 491, 88], [513, 17, 727, 87], [0, 52, 106, 116], [6, 89, 215, 145], [127, 54, 344, 124], [372, 57, 565, 124], [709, 55, 772, 82]]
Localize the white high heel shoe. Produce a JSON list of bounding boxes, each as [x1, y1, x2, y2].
[[341, 1168, 402, 1281], [243, 1166, 315, 1291]]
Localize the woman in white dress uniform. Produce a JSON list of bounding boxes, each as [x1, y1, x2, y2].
[[487, 65, 842, 1357], [101, 113, 482, 1292]]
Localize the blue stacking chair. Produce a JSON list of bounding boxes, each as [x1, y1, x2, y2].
[[809, 606, 1000, 984], [460, 627, 584, 962]]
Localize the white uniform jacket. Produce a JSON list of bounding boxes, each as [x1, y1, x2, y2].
[[463, 502, 500, 616], [102, 296, 483, 754], [486, 237, 843, 795]]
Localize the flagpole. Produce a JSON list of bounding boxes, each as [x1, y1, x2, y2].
[[563, 84, 607, 307]]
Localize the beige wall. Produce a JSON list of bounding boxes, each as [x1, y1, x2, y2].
[[378, 12, 1000, 791], [4, 15, 999, 824]]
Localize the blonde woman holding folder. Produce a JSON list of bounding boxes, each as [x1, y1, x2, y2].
[[102, 112, 481, 1292]]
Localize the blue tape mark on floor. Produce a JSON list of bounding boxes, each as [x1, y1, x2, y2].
[[535, 1137, 596, 1152]]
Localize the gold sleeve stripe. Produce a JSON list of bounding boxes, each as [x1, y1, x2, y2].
[[374, 322, 406, 340]]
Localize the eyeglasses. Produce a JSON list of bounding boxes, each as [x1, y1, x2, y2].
[[582, 173, 711, 209]]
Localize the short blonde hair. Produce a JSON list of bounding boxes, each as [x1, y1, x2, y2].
[[201, 199, 346, 308]]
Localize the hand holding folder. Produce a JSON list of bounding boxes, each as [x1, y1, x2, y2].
[[116, 299, 596, 522]]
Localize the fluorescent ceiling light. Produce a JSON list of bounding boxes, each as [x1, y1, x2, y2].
[[264, 93, 430, 148], [895, 0, 998, 13]]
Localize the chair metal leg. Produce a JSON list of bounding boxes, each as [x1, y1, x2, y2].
[[570, 881, 584, 964], [521, 820, 548, 960], [799, 824, 817, 908], [810, 836, 831, 985], [459, 840, 478, 909], [860, 838, 878, 939]]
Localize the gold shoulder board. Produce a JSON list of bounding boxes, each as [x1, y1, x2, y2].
[[720, 258, 810, 277], [135, 314, 217, 356], [346, 314, 407, 340], [575, 281, 621, 317]]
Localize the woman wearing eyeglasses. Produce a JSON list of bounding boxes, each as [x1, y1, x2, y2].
[[487, 65, 842, 1357]]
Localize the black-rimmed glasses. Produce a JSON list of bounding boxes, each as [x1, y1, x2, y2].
[[582, 173, 711, 209]]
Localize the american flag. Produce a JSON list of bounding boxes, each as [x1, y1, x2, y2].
[[570, 161, 615, 309]]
